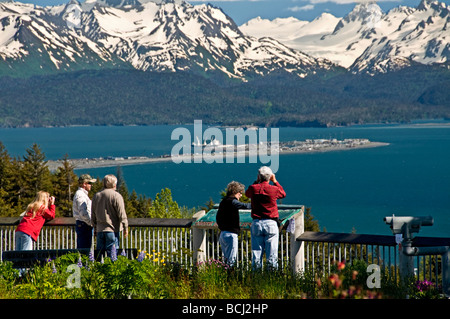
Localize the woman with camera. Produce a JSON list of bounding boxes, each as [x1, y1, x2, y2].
[[15, 191, 56, 251]]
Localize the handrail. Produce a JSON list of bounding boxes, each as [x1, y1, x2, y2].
[[298, 230, 450, 247], [0, 217, 195, 228]]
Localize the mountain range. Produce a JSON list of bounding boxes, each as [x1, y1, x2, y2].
[[1, 0, 448, 78], [0, 0, 449, 128], [0, 0, 338, 79], [241, 0, 450, 74]]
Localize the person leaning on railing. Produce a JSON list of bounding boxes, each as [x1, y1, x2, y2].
[[245, 166, 286, 270], [15, 191, 56, 251], [216, 181, 251, 266]]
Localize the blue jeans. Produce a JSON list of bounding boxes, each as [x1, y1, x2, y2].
[[76, 220, 93, 249], [219, 231, 238, 266], [15, 231, 33, 251], [251, 219, 279, 270], [96, 232, 120, 257]]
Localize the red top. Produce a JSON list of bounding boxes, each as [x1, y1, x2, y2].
[[16, 205, 56, 241], [245, 181, 286, 219]]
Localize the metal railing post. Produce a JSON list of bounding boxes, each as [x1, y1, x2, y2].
[[192, 210, 207, 264], [290, 206, 305, 274]]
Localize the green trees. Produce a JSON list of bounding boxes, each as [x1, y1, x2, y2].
[[0, 143, 188, 218], [147, 188, 182, 218], [52, 154, 78, 216], [0, 143, 54, 216], [0, 142, 15, 216]]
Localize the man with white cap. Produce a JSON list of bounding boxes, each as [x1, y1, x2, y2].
[[246, 166, 286, 270], [73, 173, 96, 249]]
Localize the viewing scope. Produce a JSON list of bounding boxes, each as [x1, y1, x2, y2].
[[384, 215, 433, 238]]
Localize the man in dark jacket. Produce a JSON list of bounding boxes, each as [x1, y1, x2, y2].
[[216, 181, 251, 266]]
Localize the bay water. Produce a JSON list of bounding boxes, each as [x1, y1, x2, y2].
[[1, 122, 449, 237]]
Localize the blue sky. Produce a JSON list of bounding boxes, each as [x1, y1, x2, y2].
[[21, 0, 450, 24]]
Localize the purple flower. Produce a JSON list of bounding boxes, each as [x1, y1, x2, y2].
[[137, 251, 145, 262], [415, 280, 435, 292], [77, 256, 83, 268], [51, 261, 57, 273], [89, 250, 95, 262], [121, 249, 127, 257], [110, 245, 117, 262]]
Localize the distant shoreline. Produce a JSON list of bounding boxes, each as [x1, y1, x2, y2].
[[47, 139, 389, 172]]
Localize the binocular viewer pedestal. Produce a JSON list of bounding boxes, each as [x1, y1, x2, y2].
[[384, 215, 450, 296]]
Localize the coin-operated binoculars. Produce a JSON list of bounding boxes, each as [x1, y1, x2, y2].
[[384, 215, 450, 296]]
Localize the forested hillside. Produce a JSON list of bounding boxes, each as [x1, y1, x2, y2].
[[0, 65, 449, 128]]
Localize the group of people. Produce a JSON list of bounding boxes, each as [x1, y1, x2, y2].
[[14, 166, 286, 270], [15, 174, 129, 258], [216, 166, 286, 269]]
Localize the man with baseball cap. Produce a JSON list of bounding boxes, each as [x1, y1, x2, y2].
[[73, 174, 97, 249]]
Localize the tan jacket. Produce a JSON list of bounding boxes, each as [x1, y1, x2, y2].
[[92, 188, 128, 233]]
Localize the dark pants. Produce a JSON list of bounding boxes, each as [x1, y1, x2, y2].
[[75, 220, 93, 249], [96, 232, 120, 258]]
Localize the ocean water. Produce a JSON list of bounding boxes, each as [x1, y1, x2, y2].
[[1, 122, 449, 237]]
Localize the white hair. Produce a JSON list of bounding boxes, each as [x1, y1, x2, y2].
[[103, 174, 117, 189], [258, 166, 273, 181]]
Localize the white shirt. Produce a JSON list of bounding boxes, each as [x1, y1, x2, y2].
[[72, 187, 92, 226]]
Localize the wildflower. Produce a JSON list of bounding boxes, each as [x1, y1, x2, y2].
[[137, 250, 146, 262], [88, 250, 95, 262], [328, 274, 342, 289], [121, 249, 127, 257], [77, 255, 83, 268], [415, 280, 434, 292], [111, 245, 117, 262], [51, 261, 57, 274], [337, 261, 345, 271]]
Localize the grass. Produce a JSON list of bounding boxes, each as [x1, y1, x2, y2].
[[0, 251, 444, 299]]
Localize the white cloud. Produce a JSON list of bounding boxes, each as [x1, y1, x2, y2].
[[308, 0, 399, 3], [188, 0, 263, 2], [288, 4, 315, 11]]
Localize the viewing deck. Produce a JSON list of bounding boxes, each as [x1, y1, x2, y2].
[[2, 204, 449, 294]]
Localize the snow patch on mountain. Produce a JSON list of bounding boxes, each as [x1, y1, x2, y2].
[[240, 0, 450, 73]]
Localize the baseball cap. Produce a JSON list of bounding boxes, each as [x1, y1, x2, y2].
[[78, 174, 97, 184]]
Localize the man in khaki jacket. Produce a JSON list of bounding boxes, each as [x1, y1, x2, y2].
[[92, 174, 128, 257]]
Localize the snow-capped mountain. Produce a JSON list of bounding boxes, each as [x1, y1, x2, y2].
[[240, 0, 450, 74], [0, 0, 338, 79]]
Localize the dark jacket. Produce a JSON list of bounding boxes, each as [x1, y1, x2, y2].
[[216, 197, 251, 234]]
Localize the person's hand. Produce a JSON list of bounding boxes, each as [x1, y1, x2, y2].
[[124, 228, 129, 238], [270, 174, 277, 184], [49, 196, 55, 205]]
